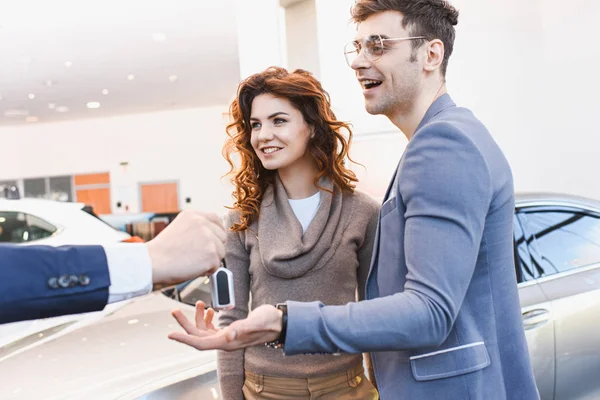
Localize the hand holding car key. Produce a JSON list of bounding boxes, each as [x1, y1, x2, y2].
[[209, 259, 235, 310]]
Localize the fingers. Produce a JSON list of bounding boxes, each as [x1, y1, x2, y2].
[[204, 308, 216, 331], [203, 216, 227, 244], [194, 301, 206, 328], [171, 309, 198, 335], [168, 330, 230, 351]]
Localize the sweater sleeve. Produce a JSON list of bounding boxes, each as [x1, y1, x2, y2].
[[217, 212, 251, 400]]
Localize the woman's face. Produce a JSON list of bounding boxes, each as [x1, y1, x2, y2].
[[249, 94, 314, 173]]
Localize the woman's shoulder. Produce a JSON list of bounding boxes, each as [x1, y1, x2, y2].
[[346, 189, 381, 214]]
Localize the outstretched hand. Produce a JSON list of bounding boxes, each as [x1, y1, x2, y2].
[[168, 301, 283, 352]]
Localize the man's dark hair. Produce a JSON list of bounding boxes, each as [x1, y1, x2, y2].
[[351, 0, 459, 77]]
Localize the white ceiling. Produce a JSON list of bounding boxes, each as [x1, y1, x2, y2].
[[0, 0, 240, 126]]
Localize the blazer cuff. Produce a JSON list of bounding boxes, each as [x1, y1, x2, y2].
[[284, 301, 333, 356]]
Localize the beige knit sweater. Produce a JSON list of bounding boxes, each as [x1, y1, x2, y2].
[[217, 176, 379, 399]]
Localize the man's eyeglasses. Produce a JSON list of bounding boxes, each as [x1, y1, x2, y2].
[[343, 34, 426, 67]]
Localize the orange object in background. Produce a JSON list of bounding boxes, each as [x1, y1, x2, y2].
[[76, 188, 111, 215], [141, 182, 179, 213], [75, 172, 112, 215], [122, 235, 145, 243]]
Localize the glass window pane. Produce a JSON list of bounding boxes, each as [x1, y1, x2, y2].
[[26, 214, 57, 241], [49, 176, 73, 202], [522, 211, 600, 276], [24, 178, 47, 199], [0, 181, 18, 199], [0, 212, 28, 243]]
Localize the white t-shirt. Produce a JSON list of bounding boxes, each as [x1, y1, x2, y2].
[[288, 191, 321, 233]]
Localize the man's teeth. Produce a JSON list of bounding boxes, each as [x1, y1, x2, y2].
[[362, 80, 382, 89], [263, 147, 281, 154]]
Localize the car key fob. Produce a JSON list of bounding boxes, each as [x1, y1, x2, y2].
[[210, 260, 235, 311]]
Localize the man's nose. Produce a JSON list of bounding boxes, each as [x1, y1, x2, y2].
[[351, 48, 371, 71]]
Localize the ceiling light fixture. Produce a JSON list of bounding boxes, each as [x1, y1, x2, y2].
[[102, 89, 109, 95], [168, 75, 178, 82], [5, 109, 29, 117], [48, 103, 56, 109], [28, 94, 35, 100], [127, 74, 135, 80], [86, 101, 101, 109], [64, 61, 73, 68], [152, 32, 167, 42], [55, 106, 69, 113], [44, 80, 55, 86]]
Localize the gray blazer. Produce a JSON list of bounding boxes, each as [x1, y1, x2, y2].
[[284, 95, 540, 399]]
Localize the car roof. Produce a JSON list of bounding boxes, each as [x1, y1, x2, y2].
[[0, 198, 85, 213], [515, 192, 600, 213]]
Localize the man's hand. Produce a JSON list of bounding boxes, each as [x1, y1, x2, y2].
[[147, 211, 226, 286], [168, 301, 283, 352]]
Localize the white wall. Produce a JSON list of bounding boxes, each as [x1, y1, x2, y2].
[[0, 106, 234, 214], [312, 0, 600, 200]]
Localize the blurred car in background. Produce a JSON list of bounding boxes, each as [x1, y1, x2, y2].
[[515, 193, 600, 400], [0, 197, 137, 245], [0, 277, 221, 399]]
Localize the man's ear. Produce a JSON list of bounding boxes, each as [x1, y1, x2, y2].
[[424, 39, 445, 73]]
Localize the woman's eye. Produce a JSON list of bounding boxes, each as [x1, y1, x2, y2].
[[251, 122, 261, 130], [273, 118, 286, 125]]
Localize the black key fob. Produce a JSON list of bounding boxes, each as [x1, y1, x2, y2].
[[209, 260, 235, 311]]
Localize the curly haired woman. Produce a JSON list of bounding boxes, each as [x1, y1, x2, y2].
[[217, 67, 380, 400]]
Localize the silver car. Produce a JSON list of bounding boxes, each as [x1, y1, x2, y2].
[[1, 193, 599, 399], [516, 193, 600, 400]]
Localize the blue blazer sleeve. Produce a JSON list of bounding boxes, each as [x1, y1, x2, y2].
[[0, 244, 111, 324], [284, 122, 493, 354]]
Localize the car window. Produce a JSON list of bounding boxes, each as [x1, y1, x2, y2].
[[26, 214, 57, 241], [520, 210, 600, 277], [0, 212, 56, 243], [514, 214, 537, 282]]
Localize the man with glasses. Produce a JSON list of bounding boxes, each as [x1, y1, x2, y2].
[[168, 1, 539, 398]]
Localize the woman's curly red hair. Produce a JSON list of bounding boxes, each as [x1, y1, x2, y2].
[[223, 67, 358, 232]]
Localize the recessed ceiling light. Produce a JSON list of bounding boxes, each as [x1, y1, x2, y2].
[[4, 109, 29, 117], [28, 94, 36, 100], [64, 61, 73, 68], [101, 89, 109, 95], [48, 103, 56, 109], [168, 75, 178, 82], [87, 101, 101, 109], [152, 32, 167, 42], [127, 74, 135, 80], [55, 106, 69, 113], [25, 116, 39, 123], [44, 80, 55, 86]]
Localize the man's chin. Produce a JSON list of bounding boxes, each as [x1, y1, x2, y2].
[[364, 101, 383, 115]]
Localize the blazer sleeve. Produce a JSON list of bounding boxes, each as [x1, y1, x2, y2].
[[283, 122, 493, 354], [0, 244, 110, 324]]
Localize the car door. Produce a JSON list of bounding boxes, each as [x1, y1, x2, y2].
[[519, 207, 600, 400], [514, 213, 555, 400]]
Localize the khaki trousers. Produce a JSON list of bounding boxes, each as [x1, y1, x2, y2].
[[242, 363, 379, 400]]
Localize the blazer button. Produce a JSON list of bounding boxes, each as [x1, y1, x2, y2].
[[48, 277, 60, 289], [79, 275, 91, 286], [58, 274, 71, 288], [68, 275, 79, 287]]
